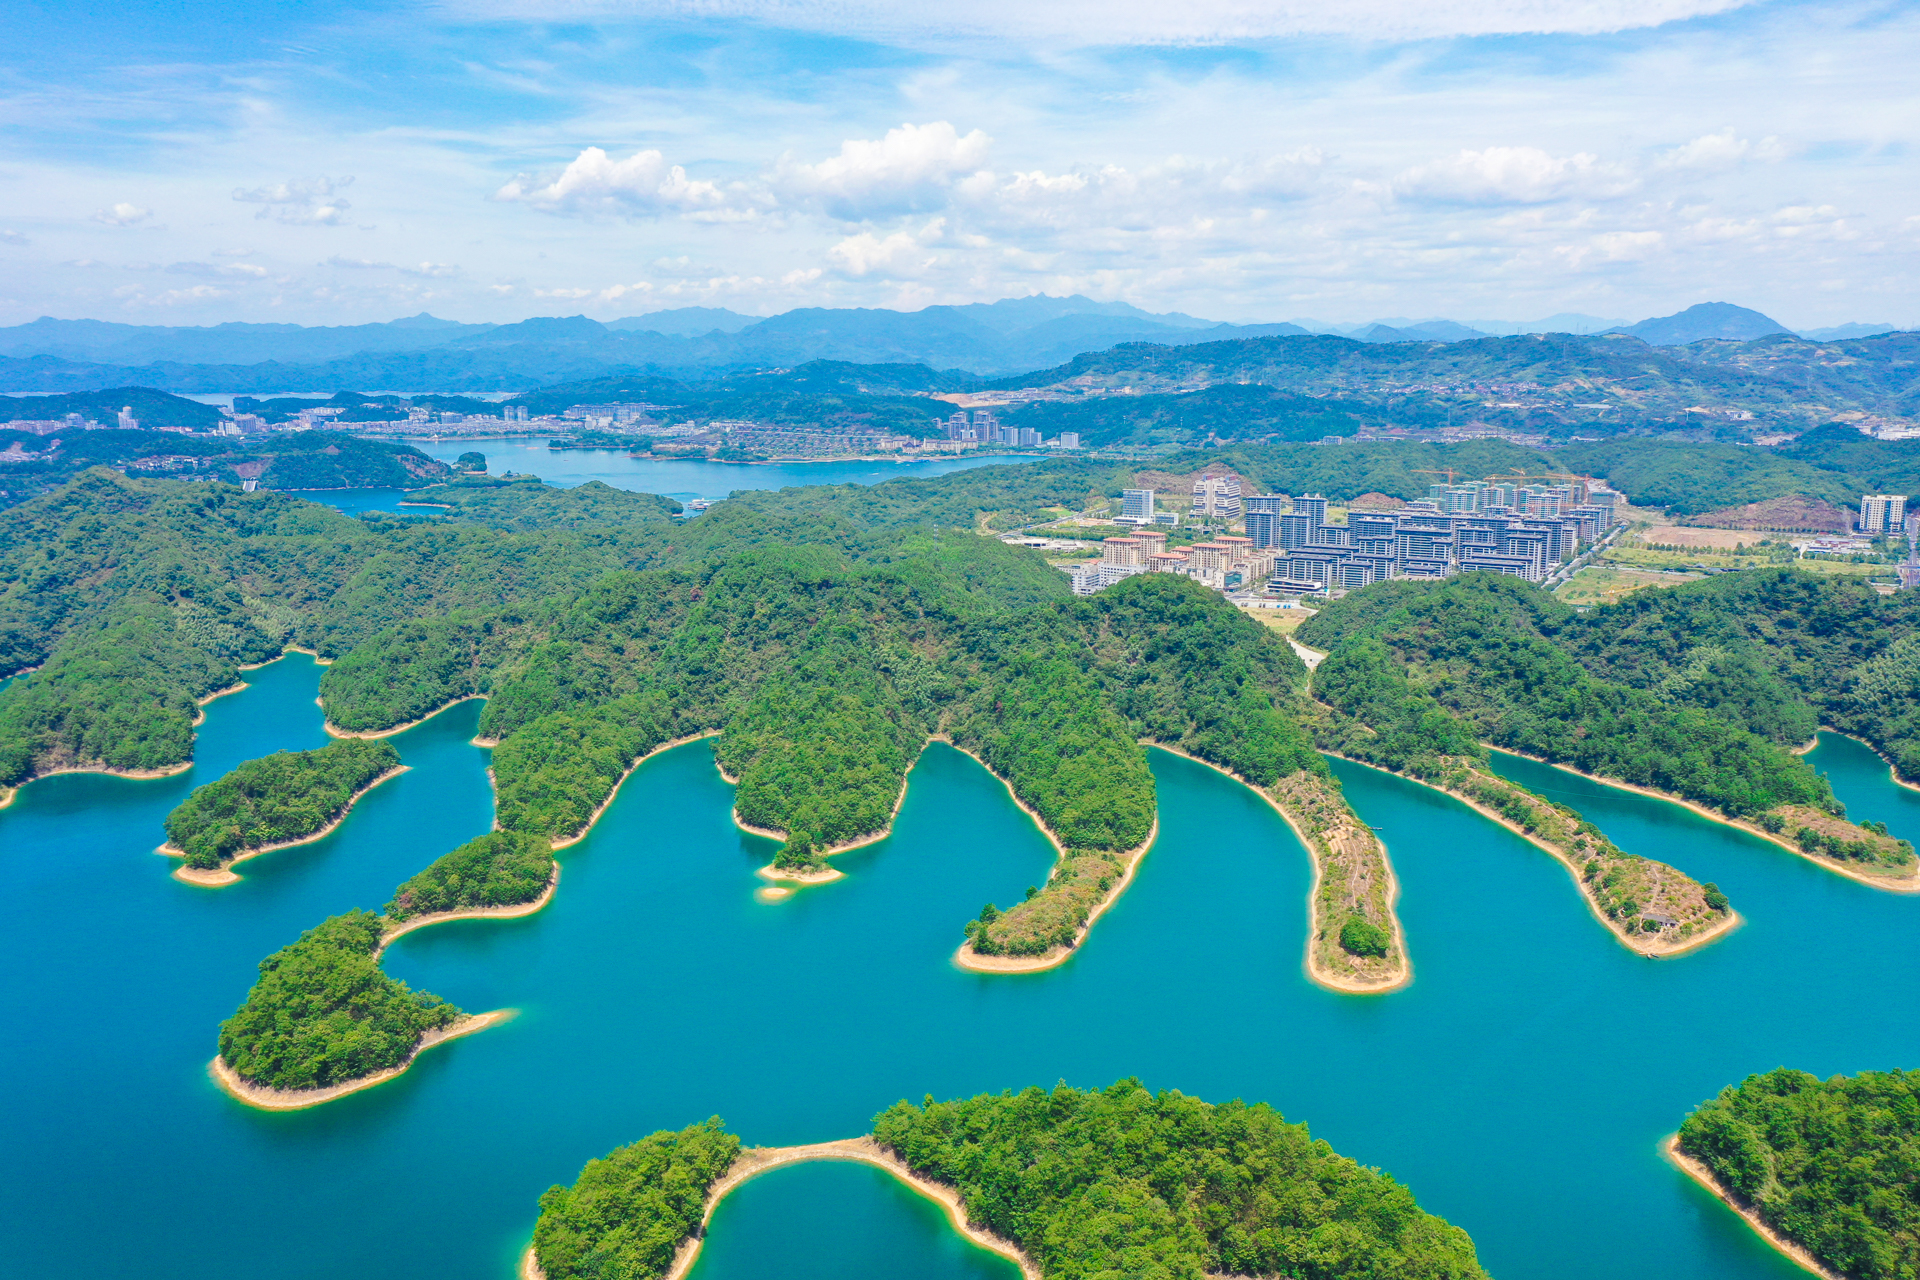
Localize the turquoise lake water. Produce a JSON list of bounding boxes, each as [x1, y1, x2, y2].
[[2, 656, 1914, 1280], [301, 440, 1037, 513]]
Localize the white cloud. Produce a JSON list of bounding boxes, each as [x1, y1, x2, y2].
[[495, 148, 730, 218], [93, 203, 153, 226], [326, 255, 394, 269], [62, 258, 107, 268], [533, 286, 596, 298], [828, 218, 947, 276], [1653, 128, 1786, 173], [233, 177, 354, 225], [1555, 229, 1665, 269], [1394, 147, 1631, 204], [168, 260, 269, 279], [0, 230, 29, 246], [777, 122, 990, 219], [448, 0, 1761, 44]]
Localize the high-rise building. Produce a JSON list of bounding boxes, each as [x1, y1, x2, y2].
[[1244, 494, 1286, 547], [1292, 493, 1328, 525], [1121, 488, 1156, 522], [1192, 473, 1243, 521], [117, 406, 138, 431], [1862, 494, 1908, 534], [1058, 432, 1081, 449]]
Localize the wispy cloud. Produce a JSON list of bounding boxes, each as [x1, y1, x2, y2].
[[93, 203, 153, 227], [448, 0, 1763, 44], [233, 176, 354, 225]]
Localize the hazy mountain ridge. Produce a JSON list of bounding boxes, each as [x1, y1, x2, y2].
[[0, 297, 1905, 397]]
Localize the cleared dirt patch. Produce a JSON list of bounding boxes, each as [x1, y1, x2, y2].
[[1640, 525, 1759, 549]]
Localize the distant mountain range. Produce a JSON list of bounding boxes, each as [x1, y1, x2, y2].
[[0, 295, 1903, 394]]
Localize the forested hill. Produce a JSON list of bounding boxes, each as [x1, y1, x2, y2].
[[0, 427, 451, 509], [1298, 571, 1917, 878]]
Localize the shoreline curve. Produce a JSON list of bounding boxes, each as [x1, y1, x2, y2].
[[1662, 1135, 1841, 1280], [549, 732, 719, 850], [520, 1136, 1040, 1280], [376, 865, 559, 954], [1152, 743, 1411, 995], [1329, 752, 1741, 959], [159, 765, 410, 887], [325, 696, 485, 741], [209, 1009, 514, 1111], [1490, 745, 1920, 893]]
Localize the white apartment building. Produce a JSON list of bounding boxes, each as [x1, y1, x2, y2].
[[1192, 473, 1243, 520]]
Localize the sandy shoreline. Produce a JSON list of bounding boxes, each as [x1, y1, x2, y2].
[[730, 748, 924, 883], [28, 760, 193, 785], [1818, 727, 1920, 794], [954, 818, 1159, 976], [548, 732, 719, 850], [1662, 1135, 1842, 1280], [159, 765, 409, 887], [376, 865, 559, 954], [520, 1136, 1040, 1280], [1490, 745, 1920, 893], [325, 696, 484, 740], [1398, 759, 1742, 958], [210, 1009, 515, 1111], [1152, 743, 1411, 995], [940, 734, 1161, 975]]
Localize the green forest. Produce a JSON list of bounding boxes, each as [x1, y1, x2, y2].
[[1299, 570, 1916, 876], [217, 910, 459, 1091], [531, 1120, 741, 1280], [874, 1079, 1488, 1280], [386, 830, 554, 920], [529, 1081, 1488, 1280], [163, 738, 399, 869], [12, 457, 1908, 1092], [1678, 1068, 1920, 1280], [0, 427, 452, 508]]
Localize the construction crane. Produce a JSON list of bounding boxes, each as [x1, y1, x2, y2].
[[1411, 467, 1459, 485]]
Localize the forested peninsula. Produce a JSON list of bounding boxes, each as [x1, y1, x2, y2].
[[526, 1080, 1490, 1280], [9, 460, 1917, 1096], [161, 738, 401, 883], [1673, 1067, 1920, 1280], [215, 831, 556, 1106], [1298, 573, 1918, 893]]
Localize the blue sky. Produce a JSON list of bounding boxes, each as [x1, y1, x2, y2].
[[1, 0, 1915, 327]]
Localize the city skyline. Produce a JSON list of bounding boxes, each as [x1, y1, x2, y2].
[[1, 0, 1916, 329]]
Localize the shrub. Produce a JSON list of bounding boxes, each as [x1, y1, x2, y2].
[[1340, 915, 1390, 958], [1701, 882, 1730, 912]]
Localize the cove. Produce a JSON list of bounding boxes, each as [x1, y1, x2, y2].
[[3, 661, 1917, 1280]]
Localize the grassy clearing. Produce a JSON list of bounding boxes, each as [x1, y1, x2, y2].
[[1557, 565, 1705, 605]]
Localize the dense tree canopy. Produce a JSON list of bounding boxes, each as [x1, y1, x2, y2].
[[1679, 1068, 1920, 1280], [164, 738, 399, 869], [217, 911, 458, 1091], [875, 1079, 1490, 1280]]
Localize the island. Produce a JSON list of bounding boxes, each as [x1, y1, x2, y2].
[[213, 831, 557, 1108], [160, 739, 403, 884], [524, 1079, 1489, 1280], [1671, 1067, 1920, 1280]]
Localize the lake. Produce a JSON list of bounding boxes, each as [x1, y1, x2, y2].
[[285, 439, 1038, 515], [0, 653, 1911, 1280]]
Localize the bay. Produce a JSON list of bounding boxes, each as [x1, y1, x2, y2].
[[2, 666, 1915, 1280]]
